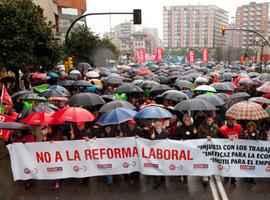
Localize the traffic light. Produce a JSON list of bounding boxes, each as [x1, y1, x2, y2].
[[67, 57, 73, 69], [64, 60, 69, 73], [220, 26, 225, 37], [133, 9, 142, 24]]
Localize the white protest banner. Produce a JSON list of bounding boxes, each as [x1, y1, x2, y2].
[[7, 138, 270, 181]]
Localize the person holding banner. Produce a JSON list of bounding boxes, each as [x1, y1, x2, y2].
[[219, 117, 242, 184], [150, 121, 168, 189], [174, 114, 197, 184], [101, 125, 117, 186], [198, 114, 219, 184], [11, 129, 35, 190], [241, 121, 261, 185]]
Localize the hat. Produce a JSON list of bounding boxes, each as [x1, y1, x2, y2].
[[127, 119, 136, 124]]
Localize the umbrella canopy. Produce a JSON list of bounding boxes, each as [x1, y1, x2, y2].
[[86, 71, 100, 78], [141, 80, 160, 89], [195, 77, 209, 84], [223, 82, 238, 90], [99, 100, 135, 113], [72, 80, 92, 87], [175, 80, 195, 90], [89, 79, 103, 87], [210, 83, 233, 92], [11, 90, 32, 99], [97, 108, 137, 126], [33, 84, 49, 93], [53, 107, 95, 123], [230, 92, 251, 100], [19, 105, 56, 119], [226, 101, 268, 120], [30, 73, 49, 80], [216, 93, 230, 102], [48, 85, 68, 92], [195, 94, 225, 106], [103, 77, 123, 85], [39, 90, 67, 98], [174, 99, 217, 111], [161, 90, 188, 102], [257, 81, 270, 94], [18, 92, 46, 101], [0, 122, 32, 130], [59, 80, 75, 87], [115, 84, 143, 94], [194, 85, 217, 93], [258, 73, 270, 82], [238, 78, 259, 85], [135, 106, 172, 119], [150, 85, 172, 95], [69, 70, 81, 75], [47, 71, 59, 79], [249, 97, 270, 104], [21, 112, 61, 125], [49, 97, 68, 102], [101, 95, 117, 102], [66, 93, 105, 107]]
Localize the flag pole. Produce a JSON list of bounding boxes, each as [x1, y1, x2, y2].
[[0, 84, 4, 109]]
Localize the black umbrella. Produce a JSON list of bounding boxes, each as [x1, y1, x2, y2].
[[150, 85, 172, 95], [161, 90, 188, 102], [101, 95, 117, 103], [99, 100, 136, 113], [18, 92, 46, 101], [258, 73, 270, 82], [249, 97, 270, 104], [216, 93, 230, 102], [174, 99, 217, 111], [141, 80, 160, 89], [72, 80, 92, 87], [103, 78, 123, 85], [210, 83, 233, 92], [66, 93, 105, 107], [230, 92, 251, 100], [195, 94, 225, 106], [59, 80, 75, 87], [39, 90, 68, 98], [0, 122, 32, 130], [19, 104, 57, 119], [114, 84, 143, 94], [11, 90, 32, 99], [36, 103, 59, 111]]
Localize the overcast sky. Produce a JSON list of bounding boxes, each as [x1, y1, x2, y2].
[[86, 0, 268, 38]]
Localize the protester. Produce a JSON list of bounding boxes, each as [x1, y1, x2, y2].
[[150, 121, 168, 189], [198, 114, 219, 184], [219, 117, 242, 184], [174, 114, 197, 184]]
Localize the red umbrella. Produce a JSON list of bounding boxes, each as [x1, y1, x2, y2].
[[31, 73, 49, 79], [21, 112, 62, 125], [49, 97, 68, 102], [52, 107, 95, 123], [138, 71, 151, 76]]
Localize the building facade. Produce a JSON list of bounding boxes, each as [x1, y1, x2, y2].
[[235, 2, 270, 62], [113, 22, 135, 54], [56, 0, 87, 42], [163, 5, 228, 49], [32, 0, 59, 31]]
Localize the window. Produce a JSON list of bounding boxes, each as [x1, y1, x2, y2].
[[61, 8, 78, 16]]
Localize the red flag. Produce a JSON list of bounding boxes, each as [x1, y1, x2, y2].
[[155, 48, 162, 62], [202, 48, 208, 62], [213, 74, 219, 83], [1, 85, 13, 106], [0, 114, 15, 141], [189, 50, 195, 63], [138, 49, 146, 63]]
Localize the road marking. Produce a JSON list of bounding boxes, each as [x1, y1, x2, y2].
[[214, 175, 229, 200], [209, 176, 220, 200]]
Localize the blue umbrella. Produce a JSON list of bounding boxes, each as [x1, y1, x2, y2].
[[47, 71, 59, 78], [49, 85, 68, 92], [135, 106, 172, 119], [97, 108, 137, 126]]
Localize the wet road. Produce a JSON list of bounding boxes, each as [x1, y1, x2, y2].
[[1, 142, 270, 200]]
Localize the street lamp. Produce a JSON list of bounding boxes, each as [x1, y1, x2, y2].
[[255, 37, 267, 67]]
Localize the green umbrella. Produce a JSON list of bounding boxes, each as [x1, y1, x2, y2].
[[33, 84, 49, 94]]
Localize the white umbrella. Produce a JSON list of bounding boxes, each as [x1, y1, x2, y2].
[[86, 71, 100, 78], [194, 85, 217, 93], [69, 70, 81, 75]]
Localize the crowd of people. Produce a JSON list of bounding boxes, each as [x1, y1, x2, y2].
[[1, 61, 270, 190]]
